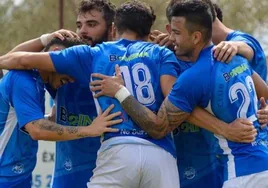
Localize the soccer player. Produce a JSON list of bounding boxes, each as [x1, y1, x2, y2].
[[0, 37, 121, 188], [7, 1, 117, 187], [0, 1, 181, 187], [150, 0, 268, 187], [89, 1, 268, 187]]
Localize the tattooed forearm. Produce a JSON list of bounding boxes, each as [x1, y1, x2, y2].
[[30, 119, 89, 141], [33, 119, 64, 136], [121, 96, 190, 139]]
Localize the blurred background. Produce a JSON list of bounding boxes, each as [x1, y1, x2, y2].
[[1, 0, 268, 55]]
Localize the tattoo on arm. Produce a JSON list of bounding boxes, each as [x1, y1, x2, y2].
[[121, 96, 189, 138], [32, 119, 87, 139]]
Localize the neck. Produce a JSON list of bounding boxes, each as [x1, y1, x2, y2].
[[187, 40, 213, 62], [117, 30, 148, 41], [212, 18, 234, 44]]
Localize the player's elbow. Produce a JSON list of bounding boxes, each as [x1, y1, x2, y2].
[[25, 121, 43, 140]]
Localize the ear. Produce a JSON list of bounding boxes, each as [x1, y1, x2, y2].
[[111, 22, 117, 40], [192, 31, 202, 45], [166, 24, 171, 34]]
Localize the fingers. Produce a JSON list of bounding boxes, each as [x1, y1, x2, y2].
[[259, 97, 267, 109], [238, 118, 253, 126], [115, 64, 121, 76], [102, 104, 114, 116], [106, 119, 123, 126], [226, 50, 237, 63], [105, 111, 122, 120], [105, 127, 120, 133], [93, 91, 104, 98], [90, 80, 103, 86], [91, 73, 108, 80], [91, 85, 102, 92], [213, 42, 224, 58], [151, 30, 162, 36], [158, 36, 170, 46]]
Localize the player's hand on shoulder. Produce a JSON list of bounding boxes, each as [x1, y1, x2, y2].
[[88, 104, 121, 136], [257, 97, 268, 129], [213, 41, 238, 63], [90, 65, 125, 98], [41, 29, 79, 46], [150, 30, 174, 50], [224, 118, 257, 143]]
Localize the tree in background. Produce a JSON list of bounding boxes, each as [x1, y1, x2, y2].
[[0, 0, 268, 54]]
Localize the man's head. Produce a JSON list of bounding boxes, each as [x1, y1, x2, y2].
[[76, 0, 116, 46], [43, 37, 86, 89], [114, 0, 156, 39], [213, 3, 223, 22], [166, 0, 215, 35], [169, 0, 213, 57]]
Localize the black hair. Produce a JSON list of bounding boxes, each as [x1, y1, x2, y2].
[[44, 37, 86, 52], [213, 3, 223, 22], [166, 0, 216, 23], [78, 0, 116, 27], [170, 0, 213, 43], [115, 0, 156, 38]]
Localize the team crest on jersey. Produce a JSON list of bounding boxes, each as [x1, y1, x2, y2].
[[12, 163, 24, 174], [183, 167, 196, 180], [64, 159, 73, 171]]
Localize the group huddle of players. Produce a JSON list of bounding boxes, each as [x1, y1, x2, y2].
[[0, 0, 268, 188]]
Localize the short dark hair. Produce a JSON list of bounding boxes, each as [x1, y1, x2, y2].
[[166, 0, 216, 23], [115, 0, 156, 38], [170, 0, 213, 43], [213, 3, 223, 22], [77, 0, 116, 28], [44, 37, 86, 52]]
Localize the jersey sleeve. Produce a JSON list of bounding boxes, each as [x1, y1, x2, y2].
[[49, 45, 93, 84], [10, 75, 44, 129], [167, 70, 208, 113], [159, 48, 180, 77]]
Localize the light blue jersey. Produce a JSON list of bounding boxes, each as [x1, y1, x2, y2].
[[169, 46, 268, 183], [0, 70, 45, 187], [51, 83, 100, 188], [174, 31, 267, 188], [49, 39, 179, 158]]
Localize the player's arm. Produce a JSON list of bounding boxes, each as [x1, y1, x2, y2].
[[252, 71, 268, 100], [8, 29, 79, 53], [24, 104, 121, 141], [0, 51, 55, 72]]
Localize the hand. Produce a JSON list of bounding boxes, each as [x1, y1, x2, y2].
[[213, 41, 238, 63], [42, 29, 80, 46], [149, 30, 174, 49], [88, 104, 121, 136], [257, 97, 268, 129], [90, 64, 125, 98], [223, 118, 257, 143]]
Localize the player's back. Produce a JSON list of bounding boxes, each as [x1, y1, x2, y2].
[[91, 39, 179, 157], [210, 55, 268, 181], [0, 70, 42, 187]]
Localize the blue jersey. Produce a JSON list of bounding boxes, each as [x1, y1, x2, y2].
[[226, 30, 267, 81], [174, 32, 267, 187], [0, 70, 45, 187], [169, 45, 268, 182], [52, 83, 100, 188], [49, 39, 179, 158]]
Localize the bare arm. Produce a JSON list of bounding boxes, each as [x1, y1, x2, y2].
[[25, 104, 121, 141], [253, 71, 268, 100], [8, 29, 79, 53], [0, 52, 56, 72]]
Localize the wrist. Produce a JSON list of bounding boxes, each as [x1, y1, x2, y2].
[[40, 33, 51, 47], [115, 86, 131, 103]]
